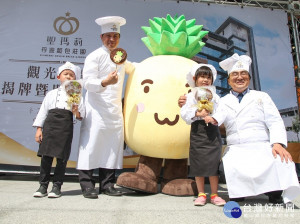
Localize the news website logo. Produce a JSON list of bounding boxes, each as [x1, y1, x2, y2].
[[223, 201, 242, 218]]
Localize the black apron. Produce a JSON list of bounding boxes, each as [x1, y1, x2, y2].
[[37, 109, 73, 161], [189, 120, 222, 177]]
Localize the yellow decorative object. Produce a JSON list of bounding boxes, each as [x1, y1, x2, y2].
[[63, 80, 82, 109], [196, 100, 214, 113], [124, 55, 197, 159], [67, 93, 81, 105], [194, 86, 215, 114]]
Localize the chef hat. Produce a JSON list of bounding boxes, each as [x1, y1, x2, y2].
[[95, 16, 126, 34], [219, 53, 252, 75], [186, 64, 217, 88], [58, 61, 81, 79]]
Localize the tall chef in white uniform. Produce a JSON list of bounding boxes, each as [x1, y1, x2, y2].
[[205, 53, 300, 204], [77, 16, 126, 198]]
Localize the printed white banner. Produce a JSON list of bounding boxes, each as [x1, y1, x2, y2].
[[0, 0, 294, 168]]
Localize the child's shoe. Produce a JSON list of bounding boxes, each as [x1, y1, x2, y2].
[[194, 193, 206, 206], [48, 185, 62, 198], [210, 194, 226, 206], [33, 185, 48, 198]]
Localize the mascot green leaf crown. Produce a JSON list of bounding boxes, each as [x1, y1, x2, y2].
[[141, 14, 208, 58]]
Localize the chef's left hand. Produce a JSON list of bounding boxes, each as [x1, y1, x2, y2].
[[272, 143, 292, 163]]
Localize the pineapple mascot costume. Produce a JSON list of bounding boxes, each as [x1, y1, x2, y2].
[[117, 15, 208, 195]]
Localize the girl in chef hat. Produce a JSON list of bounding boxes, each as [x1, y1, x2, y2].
[[32, 61, 85, 198], [180, 64, 226, 206]]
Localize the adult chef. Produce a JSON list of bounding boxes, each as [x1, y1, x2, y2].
[[77, 16, 126, 199], [204, 53, 300, 204]]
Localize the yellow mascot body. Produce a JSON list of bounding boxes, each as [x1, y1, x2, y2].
[[124, 55, 196, 159], [117, 14, 208, 195]]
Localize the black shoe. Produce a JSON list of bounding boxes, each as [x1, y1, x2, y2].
[[103, 186, 122, 196], [83, 188, 98, 199], [229, 197, 245, 202], [33, 185, 48, 198], [268, 195, 283, 204], [48, 185, 61, 198]]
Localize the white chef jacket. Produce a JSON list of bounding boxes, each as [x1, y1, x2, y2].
[[33, 86, 85, 127], [180, 87, 220, 124], [76, 46, 125, 170], [213, 90, 300, 202]]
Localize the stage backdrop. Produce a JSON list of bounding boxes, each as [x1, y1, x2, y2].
[[0, 0, 295, 168]]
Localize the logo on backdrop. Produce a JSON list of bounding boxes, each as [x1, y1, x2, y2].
[[223, 201, 242, 218], [53, 12, 79, 35]]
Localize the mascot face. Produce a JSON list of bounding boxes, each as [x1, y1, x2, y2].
[[124, 55, 196, 158]]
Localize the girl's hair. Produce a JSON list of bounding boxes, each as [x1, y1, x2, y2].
[[194, 66, 213, 83]]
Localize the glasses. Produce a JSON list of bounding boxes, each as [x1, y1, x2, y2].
[[230, 71, 249, 78]]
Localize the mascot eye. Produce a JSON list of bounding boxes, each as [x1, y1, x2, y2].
[[141, 79, 153, 94], [144, 86, 150, 93]]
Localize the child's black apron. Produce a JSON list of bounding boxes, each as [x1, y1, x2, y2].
[[37, 108, 73, 161], [189, 120, 222, 177]]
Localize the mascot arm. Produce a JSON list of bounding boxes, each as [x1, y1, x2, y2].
[[125, 60, 136, 76]]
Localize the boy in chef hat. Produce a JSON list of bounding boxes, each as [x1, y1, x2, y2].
[[57, 61, 81, 79], [33, 61, 85, 198]]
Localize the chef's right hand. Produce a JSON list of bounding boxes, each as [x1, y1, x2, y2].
[[101, 71, 118, 87], [272, 143, 292, 163]]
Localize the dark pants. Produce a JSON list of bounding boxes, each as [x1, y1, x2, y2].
[[40, 155, 67, 188], [78, 168, 115, 192], [265, 190, 283, 198], [231, 190, 283, 201]]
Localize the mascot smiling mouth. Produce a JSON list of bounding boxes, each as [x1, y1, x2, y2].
[[154, 113, 179, 126]]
